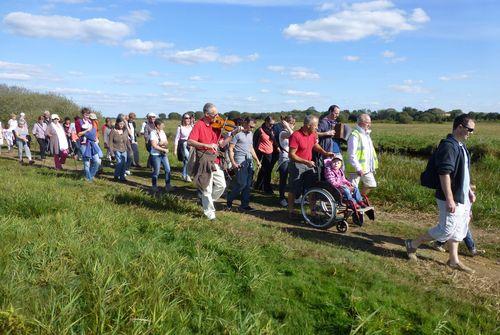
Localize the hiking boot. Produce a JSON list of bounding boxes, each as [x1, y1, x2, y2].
[[405, 239, 418, 261], [430, 241, 446, 253], [446, 260, 475, 274]]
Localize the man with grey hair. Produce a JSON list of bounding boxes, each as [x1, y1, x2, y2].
[[188, 103, 239, 220], [288, 115, 334, 216], [345, 113, 378, 195]]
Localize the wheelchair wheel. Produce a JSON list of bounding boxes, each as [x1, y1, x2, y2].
[[336, 220, 348, 233], [301, 187, 337, 229]]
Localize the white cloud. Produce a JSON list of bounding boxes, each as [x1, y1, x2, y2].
[[49, 0, 89, 3], [316, 3, 337, 12], [164, 46, 258, 65], [120, 10, 151, 25], [0, 73, 31, 80], [160, 81, 180, 88], [289, 67, 320, 80], [439, 74, 470, 81], [123, 39, 173, 54], [245, 96, 257, 102], [247, 53, 260, 61], [381, 50, 406, 63], [260, 89, 270, 93], [283, 0, 430, 42], [284, 89, 320, 97], [344, 55, 360, 61], [3, 12, 131, 43], [68, 70, 84, 76], [267, 65, 320, 80], [147, 71, 161, 77], [382, 50, 395, 58], [189, 75, 204, 81], [0, 60, 62, 81], [267, 65, 286, 73], [390, 79, 429, 94], [411, 8, 430, 23]]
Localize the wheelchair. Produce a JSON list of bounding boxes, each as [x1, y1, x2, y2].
[[300, 167, 375, 233]]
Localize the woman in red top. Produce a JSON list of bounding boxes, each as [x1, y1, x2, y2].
[[253, 116, 276, 193]]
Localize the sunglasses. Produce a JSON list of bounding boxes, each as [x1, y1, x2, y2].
[[461, 124, 474, 133]]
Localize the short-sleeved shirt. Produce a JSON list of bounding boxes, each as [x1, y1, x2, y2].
[[188, 118, 221, 163], [257, 128, 274, 154], [231, 131, 253, 164], [150, 130, 168, 155], [289, 128, 318, 161]]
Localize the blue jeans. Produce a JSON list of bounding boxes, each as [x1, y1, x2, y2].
[[182, 141, 190, 178], [227, 159, 254, 208], [151, 154, 171, 187], [340, 185, 362, 202], [114, 151, 127, 180], [83, 153, 101, 181], [17, 139, 32, 161]]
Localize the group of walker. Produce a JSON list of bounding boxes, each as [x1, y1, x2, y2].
[[0, 106, 482, 274]]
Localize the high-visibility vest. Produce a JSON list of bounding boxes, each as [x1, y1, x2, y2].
[[345, 128, 378, 173]]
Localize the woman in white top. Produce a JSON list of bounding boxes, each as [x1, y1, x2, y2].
[[277, 115, 296, 207], [13, 119, 34, 164], [174, 113, 194, 181], [150, 119, 171, 192], [46, 114, 69, 170]]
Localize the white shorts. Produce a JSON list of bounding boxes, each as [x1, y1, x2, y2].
[[348, 172, 377, 188], [428, 199, 470, 242]]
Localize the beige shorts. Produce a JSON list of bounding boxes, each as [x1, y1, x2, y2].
[[348, 172, 377, 188]]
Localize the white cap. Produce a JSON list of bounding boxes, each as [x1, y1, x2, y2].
[[20, 112, 25, 117], [332, 154, 343, 161], [89, 113, 97, 120], [51, 114, 60, 120], [147, 113, 157, 118]]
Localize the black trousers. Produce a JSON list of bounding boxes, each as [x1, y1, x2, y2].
[[36, 137, 47, 159], [255, 150, 273, 192]]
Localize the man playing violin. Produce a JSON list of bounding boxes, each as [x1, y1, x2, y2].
[[187, 102, 239, 220]]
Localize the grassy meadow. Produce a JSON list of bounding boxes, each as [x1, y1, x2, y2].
[[0, 120, 498, 334]]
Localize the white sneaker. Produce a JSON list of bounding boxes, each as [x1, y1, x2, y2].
[[125, 170, 131, 176], [186, 176, 192, 182], [279, 199, 288, 207]]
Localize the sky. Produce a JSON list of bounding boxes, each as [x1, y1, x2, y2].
[[0, 0, 499, 117]]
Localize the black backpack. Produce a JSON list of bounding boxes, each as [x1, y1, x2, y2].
[[420, 140, 443, 189]]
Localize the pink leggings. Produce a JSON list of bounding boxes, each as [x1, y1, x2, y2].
[[54, 150, 68, 170]]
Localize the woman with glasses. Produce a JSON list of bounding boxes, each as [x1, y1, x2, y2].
[[174, 112, 194, 182]]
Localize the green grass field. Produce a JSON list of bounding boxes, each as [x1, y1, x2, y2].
[[0, 121, 498, 334]]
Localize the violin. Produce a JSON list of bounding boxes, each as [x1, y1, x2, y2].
[[211, 115, 237, 132]]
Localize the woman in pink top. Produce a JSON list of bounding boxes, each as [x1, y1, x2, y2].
[[253, 116, 275, 193], [324, 154, 366, 208]]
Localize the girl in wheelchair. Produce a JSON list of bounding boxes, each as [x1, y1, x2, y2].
[[324, 154, 367, 224]]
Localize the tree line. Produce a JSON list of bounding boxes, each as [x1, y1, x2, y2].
[[166, 106, 499, 123]]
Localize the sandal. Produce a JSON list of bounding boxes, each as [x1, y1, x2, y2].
[[446, 260, 475, 274]]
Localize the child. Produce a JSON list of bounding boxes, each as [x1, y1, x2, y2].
[[3, 125, 14, 152], [324, 154, 366, 209]]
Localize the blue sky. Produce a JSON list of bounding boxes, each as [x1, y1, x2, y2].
[[1, 0, 498, 117]]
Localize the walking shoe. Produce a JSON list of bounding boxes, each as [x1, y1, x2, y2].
[[430, 241, 446, 253], [224, 204, 232, 211], [279, 199, 288, 207], [125, 170, 131, 176], [294, 196, 303, 204], [446, 260, 475, 274], [186, 176, 192, 182], [164, 184, 172, 192], [405, 239, 418, 261], [469, 248, 486, 257], [240, 206, 256, 212], [29, 160, 35, 165]]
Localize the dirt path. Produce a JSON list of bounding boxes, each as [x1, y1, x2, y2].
[[5, 154, 500, 295]]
